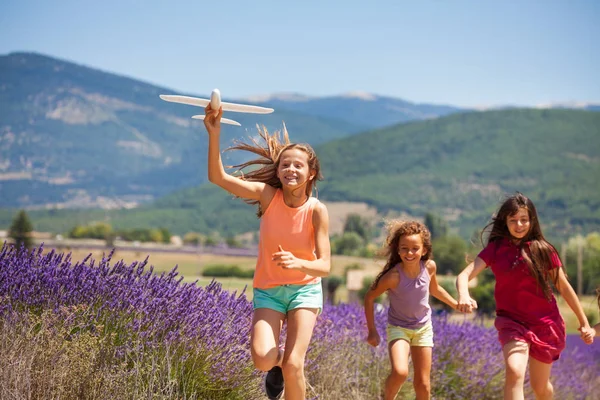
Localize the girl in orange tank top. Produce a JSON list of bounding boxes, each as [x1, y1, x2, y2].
[[203, 105, 331, 400]]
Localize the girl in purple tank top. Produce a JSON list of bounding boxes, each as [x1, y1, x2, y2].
[[364, 220, 461, 400]]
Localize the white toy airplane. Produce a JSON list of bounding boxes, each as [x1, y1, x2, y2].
[[159, 88, 274, 126]]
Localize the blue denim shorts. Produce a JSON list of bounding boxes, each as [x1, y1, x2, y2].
[[253, 283, 323, 314]]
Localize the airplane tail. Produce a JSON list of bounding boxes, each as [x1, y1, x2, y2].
[[191, 114, 241, 127]]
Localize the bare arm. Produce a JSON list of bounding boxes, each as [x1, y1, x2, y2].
[[456, 256, 487, 313], [552, 267, 594, 343], [364, 270, 398, 347], [272, 202, 331, 277], [203, 105, 272, 203], [427, 260, 458, 310]]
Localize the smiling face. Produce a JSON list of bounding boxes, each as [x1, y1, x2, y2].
[[398, 233, 426, 267], [276, 148, 315, 189], [506, 207, 531, 241]]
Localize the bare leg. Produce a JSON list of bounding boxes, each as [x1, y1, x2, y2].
[[502, 340, 529, 400], [250, 308, 285, 371], [385, 339, 410, 400], [281, 308, 319, 400], [411, 346, 432, 400], [529, 357, 554, 400]]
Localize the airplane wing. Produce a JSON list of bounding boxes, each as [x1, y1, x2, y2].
[[159, 95, 210, 107], [192, 114, 242, 126], [220, 101, 274, 114], [160, 95, 274, 114]]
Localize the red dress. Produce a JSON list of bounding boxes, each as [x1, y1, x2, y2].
[[478, 238, 566, 363]]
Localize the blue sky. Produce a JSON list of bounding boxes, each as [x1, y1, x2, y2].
[[1, 0, 598, 107]]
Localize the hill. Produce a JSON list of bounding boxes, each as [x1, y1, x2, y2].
[[0, 52, 463, 209], [3, 108, 598, 241], [317, 108, 600, 238]]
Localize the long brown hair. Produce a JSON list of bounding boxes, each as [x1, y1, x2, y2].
[[371, 220, 432, 289], [483, 192, 562, 300], [226, 124, 322, 217]]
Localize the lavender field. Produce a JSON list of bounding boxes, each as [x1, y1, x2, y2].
[[0, 245, 598, 400]]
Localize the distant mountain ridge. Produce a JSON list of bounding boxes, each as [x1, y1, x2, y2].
[[243, 91, 466, 130], [0, 51, 467, 208]]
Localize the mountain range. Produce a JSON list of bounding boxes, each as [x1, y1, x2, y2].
[[1, 52, 599, 240], [0, 52, 464, 209]]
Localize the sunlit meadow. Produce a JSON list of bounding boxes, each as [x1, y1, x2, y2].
[[1, 245, 598, 399]]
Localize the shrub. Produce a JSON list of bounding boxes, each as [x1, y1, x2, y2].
[[202, 264, 254, 279]]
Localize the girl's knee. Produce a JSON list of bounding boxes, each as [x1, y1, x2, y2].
[[531, 380, 553, 397], [505, 365, 526, 384], [252, 355, 272, 372], [413, 376, 431, 394], [281, 358, 305, 381], [390, 367, 409, 382], [251, 347, 278, 371]]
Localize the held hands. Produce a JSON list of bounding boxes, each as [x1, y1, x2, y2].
[[366, 329, 381, 347], [578, 325, 595, 345], [272, 245, 302, 270], [457, 294, 478, 313], [203, 104, 222, 136]]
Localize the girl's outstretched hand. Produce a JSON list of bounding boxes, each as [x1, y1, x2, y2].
[[203, 104, 222, 135], [272, 245, 302, 270], [366, 330, 381, 347], [578, 326, 595, 344]]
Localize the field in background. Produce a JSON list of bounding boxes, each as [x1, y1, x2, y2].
[[55, 247, 598, 333]]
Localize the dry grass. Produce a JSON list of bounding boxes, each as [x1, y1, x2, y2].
[[0, 310, 131, 400], [323, 201, 379, 235]]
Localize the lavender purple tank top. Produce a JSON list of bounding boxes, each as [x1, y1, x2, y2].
[[387, 261, 431, 329]]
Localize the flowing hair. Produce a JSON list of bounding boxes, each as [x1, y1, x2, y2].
[[482, 192, 563, 300], [225, 124, 322, 217], [371, 220, 432, 289]]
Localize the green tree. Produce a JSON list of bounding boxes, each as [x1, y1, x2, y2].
[[424, 212, 448, 240], [159, 227, 171, 244], [183, 232, 204, 245], [9, 210, 33, 250], [470, 269, 496, 316], [226, 235, 243, 248], [432, 235, 468, 275], [564, 232, 600, 295], [331, 232, 364, 256], [205, 232, 221, 246], [343, 213, 372, 242], [324, 275, 344, 305]]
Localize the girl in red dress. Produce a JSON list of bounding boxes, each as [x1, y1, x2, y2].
[[456, 192, 594, 400]]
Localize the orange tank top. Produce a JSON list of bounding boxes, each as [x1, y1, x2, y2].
[[253, 189, 321, 289]]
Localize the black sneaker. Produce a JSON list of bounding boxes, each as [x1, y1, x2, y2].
[[264, 366, 284, 400]]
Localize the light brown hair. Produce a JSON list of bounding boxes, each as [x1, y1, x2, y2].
[[227, 124, 322, 217]]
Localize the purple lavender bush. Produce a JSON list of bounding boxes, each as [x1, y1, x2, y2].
[[0, 244, 260, 399], [1, 244, 598, 399]]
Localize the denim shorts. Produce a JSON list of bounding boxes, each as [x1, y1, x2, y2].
[[387, 321, 434, 347], [253, 283, 323, 314]]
